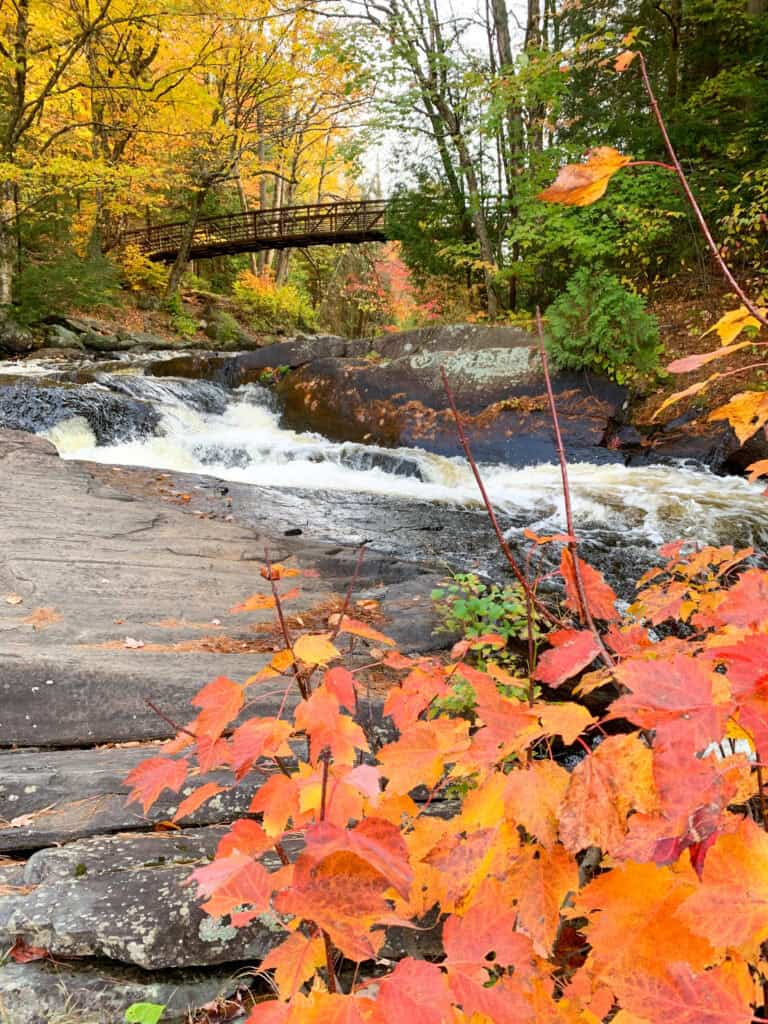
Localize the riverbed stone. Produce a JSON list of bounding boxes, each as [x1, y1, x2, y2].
[[0, 829, 287, 968], [0, 959, 253, 1023], [0, 746, 254, 851]]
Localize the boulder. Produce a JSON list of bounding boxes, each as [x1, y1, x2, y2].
[[0, 959, 253, 1023], [0, 829, 288, 969], [43, 323, 85, 350], [222, 333, 364, 385], [0, 313, 36, 354], [274, 327, 627, 465], [0, 382, 160, 443]]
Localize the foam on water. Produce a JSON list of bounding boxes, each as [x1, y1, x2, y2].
[[39, 374, 768, 549]]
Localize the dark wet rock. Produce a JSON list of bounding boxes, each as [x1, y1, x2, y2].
[[375, 574, 455, 653], [275, 341, 627, 466], [222, 334, 364, 384], [0, 382, 160, 443], [0, 746, 253, 852], [0, 960, 251, 1024], [44, 323, 85, 350], [149, 351, 231, 382], [0, 829, 288, 968], [629, 419, 768, 475], [0, 314, 36, 355], [100, 373, 231, 416]]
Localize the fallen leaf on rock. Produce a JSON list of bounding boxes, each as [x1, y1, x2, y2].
[[4, 594, 23, 605], [23, 607, 62, 630], [124, 636, 146, 649], [8, 937, 49, 963], [7, 814, 36, 829]]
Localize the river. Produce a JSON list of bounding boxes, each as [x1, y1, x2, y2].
[[2, 353, 767, 591]]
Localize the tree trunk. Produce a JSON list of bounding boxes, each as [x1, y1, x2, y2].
[[0, 179, 17, 306], [236, 174, 258, 275], [165, 188, 205, 299]]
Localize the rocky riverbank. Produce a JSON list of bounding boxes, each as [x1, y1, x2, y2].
[[0, 430, 449, 1022]]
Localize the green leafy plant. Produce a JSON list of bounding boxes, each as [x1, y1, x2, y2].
[[544, 267, 661, 383], [432, 572, 534, 650], [14, 251, 121, 325], [164, 293, 198, 339]]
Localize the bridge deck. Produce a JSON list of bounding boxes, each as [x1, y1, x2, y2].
[[120, 199, 388, 263]]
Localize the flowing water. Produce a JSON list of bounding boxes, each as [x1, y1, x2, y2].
[[3, 356, 767, 589]]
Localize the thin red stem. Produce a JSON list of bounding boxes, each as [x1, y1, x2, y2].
[[330, 543, 367, 642], [626, 159, 676, 172], [439, 366, 559, 627], [264, 550, 308, 701], [757, 762, 768, 834], [535, 309, 616, 672], [636, 52, 768, 330]]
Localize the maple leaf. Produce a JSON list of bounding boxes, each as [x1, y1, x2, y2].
[[611, 654, 732, 755], [442, 880, 531, 982], [22, 607, 62, 630], [293, 633, 341, 665], [303, 817, 413, 898], [383, 665, 448, 729], [332, 615, 395, 646], [534, 629, 601, 687], [574, 862, 717, 999], [192, 676, 244, 751], [709, 390, 768, 444], [538, 146, 632, 206], [250, 773, 305, 837], [229, 717, 294, 779], [294, 687, 368, 765], [217, 819, 274, 859], [378, 716, 471, 794], [230, 589, 300, 614], [702, 305, 766, 346], [188, 851, 274, 920], [275, 850, 390, 961], [559, 734, 657, 854], [172, 782, 225, 822], [504, 760, 570, 848], [701, 567, 768, 629], [511, 843, 579, 955], [677, 819, 768, 961], [125, 756, 189, 813], [260, 933, 326, 1001], [615, 961, 753, 1024], [322, 666, 358, 711], [560, 550, 618, 621], [370, 958, 455, 1024]]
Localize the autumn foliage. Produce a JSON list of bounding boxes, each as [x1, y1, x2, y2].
[[126, 529, 768, 1022]]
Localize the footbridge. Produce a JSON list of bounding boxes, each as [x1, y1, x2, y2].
[[120, 199, 389, 263]]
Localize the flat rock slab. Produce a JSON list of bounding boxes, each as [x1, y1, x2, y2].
[[0, 430, 336, 748], [0, 828, 287, 969], [0, 959, 251, 1024], [0, 745, 256, 851]]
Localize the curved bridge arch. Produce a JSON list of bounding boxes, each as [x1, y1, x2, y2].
[[120, 199, 389, 263]]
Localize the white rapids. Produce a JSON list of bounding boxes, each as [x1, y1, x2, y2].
[[36, 372, 768, 550]]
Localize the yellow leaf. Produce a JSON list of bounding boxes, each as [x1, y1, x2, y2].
[[294, 633, 341, 665], [270, 648, 295, 673], [614, 50, 638, 72], [709, 391, 768, 444], [702, 306, 766, 347], [538, 147, 632, 207]]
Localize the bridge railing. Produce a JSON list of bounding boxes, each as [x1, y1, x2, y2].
[[120, 199, 389, 259]]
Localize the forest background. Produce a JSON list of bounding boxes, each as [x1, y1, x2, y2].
[[0, 0, 765, 347]]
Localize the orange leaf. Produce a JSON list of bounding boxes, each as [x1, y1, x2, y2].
[[746, 459, 768, 482], [260, 933, 326, 1000], [22, 607, 62, 630], [666, 341, 751, 374], [560, 549, 618, 621], [172, 781, 225, 822], [617, 961, 753, 1024], [230, 587, 300, 614], [504, 760, 570, 848], [260, 563, 301, 580], [192, 676, 244, 746], [293, 633, 341, 665], [534, 629, 601, 687], [614, 49, 638, 71], [378, 717, 471, 794], [125, 756, 189, 813], [333, 615, 395, 646], [270, 648, 295, 674], [709, 390, 768, 444], [559, 734, 658, 854], [323, 666, 358, 711], [189, 852, 274, 920], [538, 146, 632, 206], [294, 687, 368, 765], [304, 817, 413, 898], [229, 717, 293, 778]]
